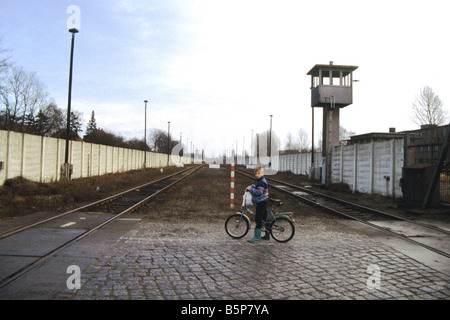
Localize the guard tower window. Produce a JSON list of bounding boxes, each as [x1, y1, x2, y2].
[[311, 69, 353, 88]]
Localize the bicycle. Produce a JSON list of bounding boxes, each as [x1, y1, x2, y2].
[[225, 197, 295, 243]]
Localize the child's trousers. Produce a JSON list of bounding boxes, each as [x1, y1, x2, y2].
[[255, 200, 267, 229]]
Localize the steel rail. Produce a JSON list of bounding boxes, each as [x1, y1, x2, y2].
[[266, 175, 450, 236], [0, 166, 195, 240], [232, 166, 450, 259], [233, 166, 450, 235], [0, 165, 203, 290]]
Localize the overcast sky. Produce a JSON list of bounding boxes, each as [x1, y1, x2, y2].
[[1, 0, 449, 157]]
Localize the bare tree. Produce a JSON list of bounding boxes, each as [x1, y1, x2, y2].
[[20, 71, 49, 133], [339, 126, 356, 141], [297, 128, 310, 152], [149, 128, 179, 153], [0, 66, 26, 130], [0, 66, 51, 131], [0, 41, 66, 136], [0, 39, 11, 75], [411, 86, 448, 126], [284, 132, 296, 150], [284, 129, 309, 151]]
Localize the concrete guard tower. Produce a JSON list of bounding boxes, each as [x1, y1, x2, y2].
[[307, 62, 358, 184]]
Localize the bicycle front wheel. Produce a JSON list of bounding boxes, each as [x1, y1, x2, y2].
[[269, 217, 295, 243], [225, 214, 249, 239]]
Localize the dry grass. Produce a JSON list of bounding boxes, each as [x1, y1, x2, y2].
[[0, 163, 410, 221], [143, 166, 315, 223], [145, 167, 234, 221]]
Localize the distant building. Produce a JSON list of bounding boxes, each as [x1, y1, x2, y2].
[[403, 124, 450, 167], [347, 124, 450, 167], [347, 124, 449, 207]]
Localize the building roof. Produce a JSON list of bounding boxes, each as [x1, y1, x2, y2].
[[348, 132, 404, 144], [307, 63, 358, 76]]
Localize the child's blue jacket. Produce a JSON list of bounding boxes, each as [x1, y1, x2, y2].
[[249, 176, 269, 203]]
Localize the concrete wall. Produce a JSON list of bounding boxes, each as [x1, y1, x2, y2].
[[0, 130, 191, 185], [278, 138, 404, 198], [330, 139, 403, 197], [278, 152, 322, 175]]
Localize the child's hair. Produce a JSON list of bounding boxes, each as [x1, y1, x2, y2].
[[255, 166, 264, 174]]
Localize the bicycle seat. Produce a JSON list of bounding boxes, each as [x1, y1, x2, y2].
[[269, 198, 283, 206]]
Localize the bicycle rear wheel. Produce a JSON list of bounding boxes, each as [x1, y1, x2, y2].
[[225, 214, 249, 239], [269, 217, 295, 242]]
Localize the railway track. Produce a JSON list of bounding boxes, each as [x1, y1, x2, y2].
[[0, 165, 203, 290], [232, 166, 450, 259]]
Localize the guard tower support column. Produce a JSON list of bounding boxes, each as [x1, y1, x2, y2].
[[323, 106, 340, 184]]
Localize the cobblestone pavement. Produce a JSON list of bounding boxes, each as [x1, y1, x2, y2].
[[59, 217, 450, 300]]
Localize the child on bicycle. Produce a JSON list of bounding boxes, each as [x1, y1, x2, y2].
[[245, 165, 269, 242]]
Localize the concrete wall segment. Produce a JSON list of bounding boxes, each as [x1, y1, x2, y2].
[[0, 130, 191, 185]]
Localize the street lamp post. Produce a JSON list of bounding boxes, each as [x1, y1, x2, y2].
[[63, 28, 79, 180], [144, 100, 148, 168]]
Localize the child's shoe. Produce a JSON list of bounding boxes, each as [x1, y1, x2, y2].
[[247, 228, 261, 243]]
